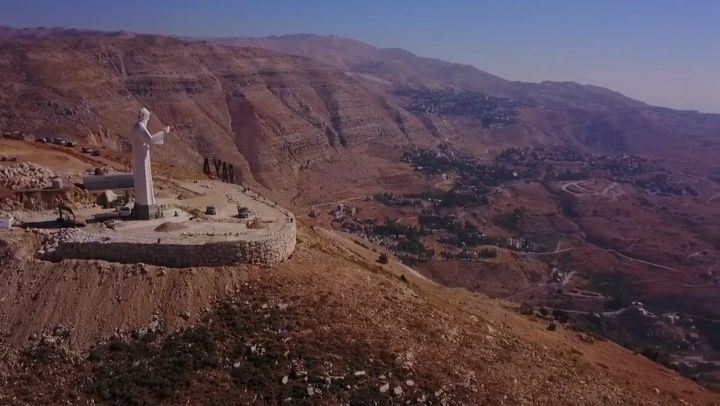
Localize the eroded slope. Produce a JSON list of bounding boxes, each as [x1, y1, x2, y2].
[[0, 226, 716, 404]]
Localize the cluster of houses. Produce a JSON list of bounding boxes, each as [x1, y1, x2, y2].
[[395, 87, 519, 128], [323, 196, 536, 264], [405, 145, 699, 199], [630, 302, 684, 327]]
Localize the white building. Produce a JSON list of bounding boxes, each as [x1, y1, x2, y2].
[[0, 216, 13, 229]]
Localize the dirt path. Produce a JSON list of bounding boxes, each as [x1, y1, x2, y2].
[[526, 245, 713, 288], [296, 196, 366, 218], [561, 180, 619, 197]]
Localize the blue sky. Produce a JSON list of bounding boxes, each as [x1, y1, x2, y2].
[[2, 0, 719, 112]]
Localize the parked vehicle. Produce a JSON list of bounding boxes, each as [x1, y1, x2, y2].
[[3, 132, 25, 140], [237, 206, 252, 219]]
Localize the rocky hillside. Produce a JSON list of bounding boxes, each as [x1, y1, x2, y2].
[[0, 226, 717, 404]]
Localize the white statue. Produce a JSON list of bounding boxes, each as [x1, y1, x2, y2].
[[129, 108, 170, 219]]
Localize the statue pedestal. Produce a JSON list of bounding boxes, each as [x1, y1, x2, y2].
[[132, 203, 158, 220]]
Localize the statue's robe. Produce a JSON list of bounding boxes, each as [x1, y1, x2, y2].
[[130, 120, 166, 207]]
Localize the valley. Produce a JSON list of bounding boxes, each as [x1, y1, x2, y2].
[[300, 144, 720, 388]]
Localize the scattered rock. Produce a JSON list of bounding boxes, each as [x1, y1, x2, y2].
[[148, 320, 159, 331], [379, 383, 390, 393], [136, 327, 149, 338], [0, 162, 54, 190]]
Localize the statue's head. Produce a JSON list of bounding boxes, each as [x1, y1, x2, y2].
[[138, 108, 151, 125]]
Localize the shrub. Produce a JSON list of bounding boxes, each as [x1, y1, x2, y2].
[[553, 309, 571, 323], [640, 346, 659, 361], [397, 236, 429, 256], [87, 327, 217, 404], [519, 302, 534, 315], [589, 271, 635, 309], [371, 223, 424, 238], [493, 208, 526, 233], [478, 248, 497, 258]]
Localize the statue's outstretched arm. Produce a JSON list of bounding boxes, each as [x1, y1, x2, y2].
[[143, 126, 169, 145]]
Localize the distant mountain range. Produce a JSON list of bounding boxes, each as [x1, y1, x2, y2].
[[218, 34, 720, 154], [216, 33, 648, 109], [1, 26, 718, 193]]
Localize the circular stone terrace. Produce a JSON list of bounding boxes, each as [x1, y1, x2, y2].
[[39, 180, 296, 267]]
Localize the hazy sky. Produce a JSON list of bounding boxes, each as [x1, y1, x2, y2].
[[2, 0, 720, 113]]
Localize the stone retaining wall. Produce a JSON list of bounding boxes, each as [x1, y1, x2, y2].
[[45, 220, 296, 267]]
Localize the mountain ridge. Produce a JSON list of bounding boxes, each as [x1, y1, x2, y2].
[[213, 32, 720, 168], [214, 33, 652, 110], [1, 26, 719, 197], [228, 33, 720, 116]]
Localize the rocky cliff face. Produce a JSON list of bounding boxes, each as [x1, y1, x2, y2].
[[0, 29, 437, 193], [222, 34, 720, 159]]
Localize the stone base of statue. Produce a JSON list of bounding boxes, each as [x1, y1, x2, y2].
[[132, 203, 158, 220]]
